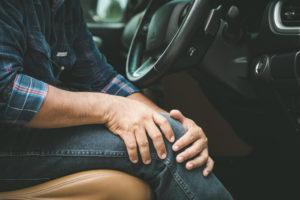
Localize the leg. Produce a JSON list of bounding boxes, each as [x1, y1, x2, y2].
[[0, 115, 232, 199]]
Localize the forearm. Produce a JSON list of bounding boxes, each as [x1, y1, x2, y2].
[[128, 93, 167, 113], [27, 88, 165, 129], [27, 85, 112, 128]]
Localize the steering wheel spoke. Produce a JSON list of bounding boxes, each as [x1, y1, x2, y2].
[[133, 57, 157, 78], [127, 0, 217, 87]]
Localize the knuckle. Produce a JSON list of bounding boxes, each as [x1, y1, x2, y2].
[[140, 141, 149, 148], [152, 133, 162, 141], [203, 136, 208, 144], [185, 150, 192, 158], [132, 124, 140, 132], [191, 132, 198, 141], [191, 128, 199, 136], [141, 114, 150, 121], [198, 126, 203, 133], [193, 162, 200, 168], [196, 143, 203, 153], [188, 119, 196, 126], [127, 143, 137, 150], [203, 154, 209, 162], [197, 129, 204, 137]]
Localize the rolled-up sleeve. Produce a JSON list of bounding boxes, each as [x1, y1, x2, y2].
[[0, 2, 48, 125], [63, 1, 140, 97], [4, 74, 48, 125]]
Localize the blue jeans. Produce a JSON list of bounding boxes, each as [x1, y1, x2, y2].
[[0, 115, 232, 200]]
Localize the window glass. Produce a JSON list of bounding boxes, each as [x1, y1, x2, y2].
[[81, 0, 128, 23]]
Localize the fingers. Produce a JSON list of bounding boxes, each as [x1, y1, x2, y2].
[[145, 121, 167, 160], [121, 132, 138, 163], [170, 109, 185, 123], [135, 128, 151, 165], [203, 157, 214, 176], [153, 113, 175, 143], [186, 149, 209, 171], [176, 139, 207, 163], [173, 126, 205, 152], [170, 110, 213, 174]]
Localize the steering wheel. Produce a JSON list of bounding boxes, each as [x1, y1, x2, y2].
[[126, 0, 216, 87]]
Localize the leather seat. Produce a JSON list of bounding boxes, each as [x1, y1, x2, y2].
[[0, 170, 152, 200]]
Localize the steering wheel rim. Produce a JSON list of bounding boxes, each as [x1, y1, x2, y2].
[[126, 0, 212, 87]]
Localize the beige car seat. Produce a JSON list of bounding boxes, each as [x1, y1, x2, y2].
[[0, 170, 152, 200]]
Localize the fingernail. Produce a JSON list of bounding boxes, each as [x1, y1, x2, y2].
[[145, 160, 151, 165], [170, 136, 175, 143], [177, 156, 184, 163], [186, 163, 193, 170], [173, 145, 179, 151], [203, 171, 208, 177], [132, 159, 138, 163], [161, 153, 167, 159]]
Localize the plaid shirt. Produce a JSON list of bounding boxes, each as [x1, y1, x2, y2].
[[0, 0, 139, 126]]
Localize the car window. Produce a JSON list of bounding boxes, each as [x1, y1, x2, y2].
[[80, 0, 129, 23]]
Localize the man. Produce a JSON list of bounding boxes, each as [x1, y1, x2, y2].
[[0, 0, 232, 199]]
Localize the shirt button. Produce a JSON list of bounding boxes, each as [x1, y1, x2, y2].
[[60, 66, 65, 71]]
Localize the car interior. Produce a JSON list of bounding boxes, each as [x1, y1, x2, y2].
[[1, 0, 300, 199]]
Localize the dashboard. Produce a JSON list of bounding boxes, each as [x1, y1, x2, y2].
[[189, 0, 300, 145], [121, 0, 300, 145]]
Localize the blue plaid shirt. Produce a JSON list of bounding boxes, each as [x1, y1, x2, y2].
[[0, 0, 139, 126]]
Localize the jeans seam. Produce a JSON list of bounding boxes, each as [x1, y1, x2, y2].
[[0, 150, 128, 157], [164, 158, 196, 200]]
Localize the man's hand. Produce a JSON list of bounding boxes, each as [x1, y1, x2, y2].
[[105, 94, 213, 176], [28, 87, 213, 176], [105, 96, 175, 165], [170, 110, 214, 177]]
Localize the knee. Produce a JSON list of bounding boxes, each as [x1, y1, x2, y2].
[[162, 113, 186, 142], [158, 114, 186, 162]]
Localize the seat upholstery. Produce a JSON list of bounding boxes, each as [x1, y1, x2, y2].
[[0, 170, 152, 200]]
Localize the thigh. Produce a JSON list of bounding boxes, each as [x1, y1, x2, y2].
[[0, 115, 187, 192], [0, 125, 140, 191], [0, 117, 232, 200]]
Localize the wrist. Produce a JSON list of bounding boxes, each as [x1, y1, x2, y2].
[[89, 93, 113, 124]]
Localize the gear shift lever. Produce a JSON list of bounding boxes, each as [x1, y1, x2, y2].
[[223, 5, 243, 43]]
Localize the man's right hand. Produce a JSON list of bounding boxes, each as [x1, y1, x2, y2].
[[104, 96, 175, 164]]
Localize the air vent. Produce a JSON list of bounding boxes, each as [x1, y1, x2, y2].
[[281, 1, 300, 26], [271, 1, 300, 35]]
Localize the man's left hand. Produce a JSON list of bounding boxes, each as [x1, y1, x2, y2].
[[170, 110, 214, 177]]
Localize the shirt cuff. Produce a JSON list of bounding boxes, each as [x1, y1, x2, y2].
[[4, 74, 48, 125], [101, 74, 140, 97]]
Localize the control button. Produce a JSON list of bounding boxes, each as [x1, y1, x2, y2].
[[254, 56, 269, 78], [284, 10, 296, 20], [187, 46, 197, 57], [255, 60, 265, 76], [142, 24, 149, 32], [223, 5, 243, 43]]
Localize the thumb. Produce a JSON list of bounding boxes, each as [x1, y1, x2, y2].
[[170, 110, 185, 123]]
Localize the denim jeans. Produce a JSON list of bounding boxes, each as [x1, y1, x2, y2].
[[0, 115, 232, 200]]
